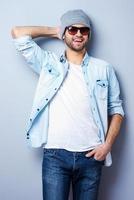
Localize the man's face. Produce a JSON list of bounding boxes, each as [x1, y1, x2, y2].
[[63, 24, 90, 52]]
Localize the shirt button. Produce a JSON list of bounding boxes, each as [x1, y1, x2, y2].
[[27, 137, 29, 139], [54, 88, 57, 90], [30, 118, 32, 121], [48, 69, 52, 72], [46, 98, 48, 101], [37, 108, 40, 111], [27, 133, 29, 136]]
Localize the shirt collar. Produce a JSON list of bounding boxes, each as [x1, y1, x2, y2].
[[59, 51, 90, 67]]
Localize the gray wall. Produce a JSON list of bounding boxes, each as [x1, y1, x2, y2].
[[0, 0, 133, 199]]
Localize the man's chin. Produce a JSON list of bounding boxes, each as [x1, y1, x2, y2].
[[71, 46, 85, 52], [71, 42, 86, 51]]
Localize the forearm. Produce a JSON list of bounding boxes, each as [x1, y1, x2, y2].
[[105, 114, 124, 148], [11, 26, 59, 39]]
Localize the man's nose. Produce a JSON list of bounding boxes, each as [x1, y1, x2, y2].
[[76, 30, 82, 36]]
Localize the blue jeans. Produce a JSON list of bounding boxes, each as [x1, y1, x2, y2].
[[42, 148, 104, 200]]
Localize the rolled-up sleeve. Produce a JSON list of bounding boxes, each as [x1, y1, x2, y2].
[[107, 65, 125, 117], [13, 35, 50, 74]]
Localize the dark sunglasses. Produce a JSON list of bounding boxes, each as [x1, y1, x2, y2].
[[66, 26, 90, 36]]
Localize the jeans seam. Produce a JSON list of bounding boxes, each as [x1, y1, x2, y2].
[[72, 153, 76, 171]]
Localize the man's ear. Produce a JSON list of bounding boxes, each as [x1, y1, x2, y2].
[[62, 35, 65, 40]]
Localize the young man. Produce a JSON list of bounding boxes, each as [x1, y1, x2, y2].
[[11, 9, 124, 200]]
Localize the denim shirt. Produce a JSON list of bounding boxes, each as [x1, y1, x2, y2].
[[13, 35, 124, 167]]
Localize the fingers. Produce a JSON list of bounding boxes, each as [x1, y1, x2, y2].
[[85, 145, 108, 161], [85, 149, 96, 157], [85, 150, 106, 161]]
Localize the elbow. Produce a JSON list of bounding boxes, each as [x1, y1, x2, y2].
[[11, 26, 20, 38]]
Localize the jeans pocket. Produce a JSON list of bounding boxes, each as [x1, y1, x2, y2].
[[92, 156, 105, 165]]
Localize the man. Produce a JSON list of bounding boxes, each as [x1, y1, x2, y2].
[[11, 9, 124, 200]]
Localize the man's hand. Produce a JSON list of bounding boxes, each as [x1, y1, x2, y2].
[[85, 143, 111, 161]]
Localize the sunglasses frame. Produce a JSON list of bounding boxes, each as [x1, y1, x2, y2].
[[66, 26, 90, 36]]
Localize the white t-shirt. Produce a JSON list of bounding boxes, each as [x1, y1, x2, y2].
[[44, 62, 101, 151]]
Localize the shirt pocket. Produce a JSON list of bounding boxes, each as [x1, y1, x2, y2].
[[96, 80, 108, 100]]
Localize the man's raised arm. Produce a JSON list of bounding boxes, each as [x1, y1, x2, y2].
[[11, 26, 60, 39], [11, 26, 61, 74]]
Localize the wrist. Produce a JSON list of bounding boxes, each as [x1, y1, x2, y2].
[[104, 142, 112, 151], [55, 26, 61, 39]]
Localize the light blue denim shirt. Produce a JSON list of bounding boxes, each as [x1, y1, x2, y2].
[[13, 35, 124, 166]]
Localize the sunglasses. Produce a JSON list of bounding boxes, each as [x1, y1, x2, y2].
[[66, 26, 90, 36]]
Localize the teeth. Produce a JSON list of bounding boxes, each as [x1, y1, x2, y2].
[[74, 40, 82, 42]]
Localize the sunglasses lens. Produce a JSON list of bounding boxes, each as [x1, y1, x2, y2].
[[67, 26, 90, 35], [68, 27, 78, 35], [80, 27, 90, 35]]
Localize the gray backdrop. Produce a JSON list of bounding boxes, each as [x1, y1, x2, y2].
[[0, 0, 133, 199]]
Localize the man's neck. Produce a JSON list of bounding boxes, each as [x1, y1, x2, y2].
[[65, 48, 86, 65]]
